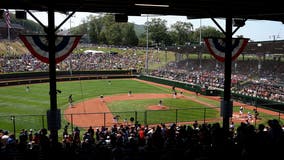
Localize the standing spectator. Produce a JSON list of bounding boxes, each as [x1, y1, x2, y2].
[[39, 128, 50, 151], [1, 130, 9, 146], [113, 116, 118, 124], [123, 118, 128, 125], [138, 126, 145, 146], [63, 123, 70, 138], [88, 126, 95, 138], [28, 129, 33, 142], [113, 115, 120, 124], [73, 127, 81, 145], [87, 126, 95, 143], [230, 121, 235, 131], [193, 120, 199, 130]]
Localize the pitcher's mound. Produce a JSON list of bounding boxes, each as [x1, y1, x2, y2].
[[148, 105, 169, 110]]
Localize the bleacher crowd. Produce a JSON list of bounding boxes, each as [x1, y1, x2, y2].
[[1, 119, 283, 160], [150, 58, 284, 102], [0, 51, 144, 73]]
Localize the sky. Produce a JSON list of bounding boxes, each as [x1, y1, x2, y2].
[[27, 11, 284, 42]]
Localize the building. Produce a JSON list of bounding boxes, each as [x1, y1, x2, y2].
[[0, 21, 24, 40]]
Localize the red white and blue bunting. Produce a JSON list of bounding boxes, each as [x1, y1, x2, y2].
[[204, 38, 249, 62], [19, 35, 81, 64]]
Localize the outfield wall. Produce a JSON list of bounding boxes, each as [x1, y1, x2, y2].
[[138, 75, 202, 93], [0, 70, 138, 86]]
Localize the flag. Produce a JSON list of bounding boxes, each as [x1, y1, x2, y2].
[[5, 10, 11, 29]]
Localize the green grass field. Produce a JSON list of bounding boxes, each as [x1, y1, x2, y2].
[[0, 78, 281, 137], [0, 79, 220, 134]]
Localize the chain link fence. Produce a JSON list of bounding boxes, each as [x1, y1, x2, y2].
[[1, 107, 283, 138]]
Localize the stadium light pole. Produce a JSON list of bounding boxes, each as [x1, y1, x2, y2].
[[68, 13, 75, 76], [199, 19, 202, 45], [257, 43, 262, 78], [165, 47, 168, 66], [199, 19, 202, 70], [165, 47, 168, 74], [145, 15, 149, 74]]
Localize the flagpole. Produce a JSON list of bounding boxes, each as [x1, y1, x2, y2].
[[69, 14, 73, 76], [7, 26, 10, 41], [145, 14, 149, 74], [7, 27, 10, 55], [6, 10, 11, 55]]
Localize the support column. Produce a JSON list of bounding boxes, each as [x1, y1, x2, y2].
[[47, 7, 60, 146], [223, 17, 233, 140]]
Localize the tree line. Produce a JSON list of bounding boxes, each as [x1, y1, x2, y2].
[[71, 14, 224, 47], [2, 12, 224, 47]]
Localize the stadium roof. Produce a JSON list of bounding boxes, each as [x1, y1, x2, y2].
[[1, 0, 284, 23]]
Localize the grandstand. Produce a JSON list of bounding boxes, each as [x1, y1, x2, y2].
[[1, 1, 284, 160], [166, 40, 284, 57]]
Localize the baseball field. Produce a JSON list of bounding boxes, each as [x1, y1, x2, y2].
[[0, 78, 282, 136]]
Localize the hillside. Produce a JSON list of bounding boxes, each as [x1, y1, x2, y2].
[[133, 23, 145, 37], [0, 40, 28, 55]]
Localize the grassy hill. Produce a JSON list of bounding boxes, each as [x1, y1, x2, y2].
[[0, 40, 28, 55]]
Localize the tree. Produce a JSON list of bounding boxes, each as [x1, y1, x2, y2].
[[170, 21, 193, 45], [121, 23, 139, 46], [192, 26, 224, 44], [105, 23, 122, 45], [88, 15, 104, 43], [146, 18, 168, 46], [97, 14, 118, 44], [138, 33, 147, 46]]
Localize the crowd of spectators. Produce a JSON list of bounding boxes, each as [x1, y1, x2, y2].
[[150, 58, 284, 102], [1, 47, 284, 102], [0, 49, 145, 73], [1, 119, 283, 160]]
